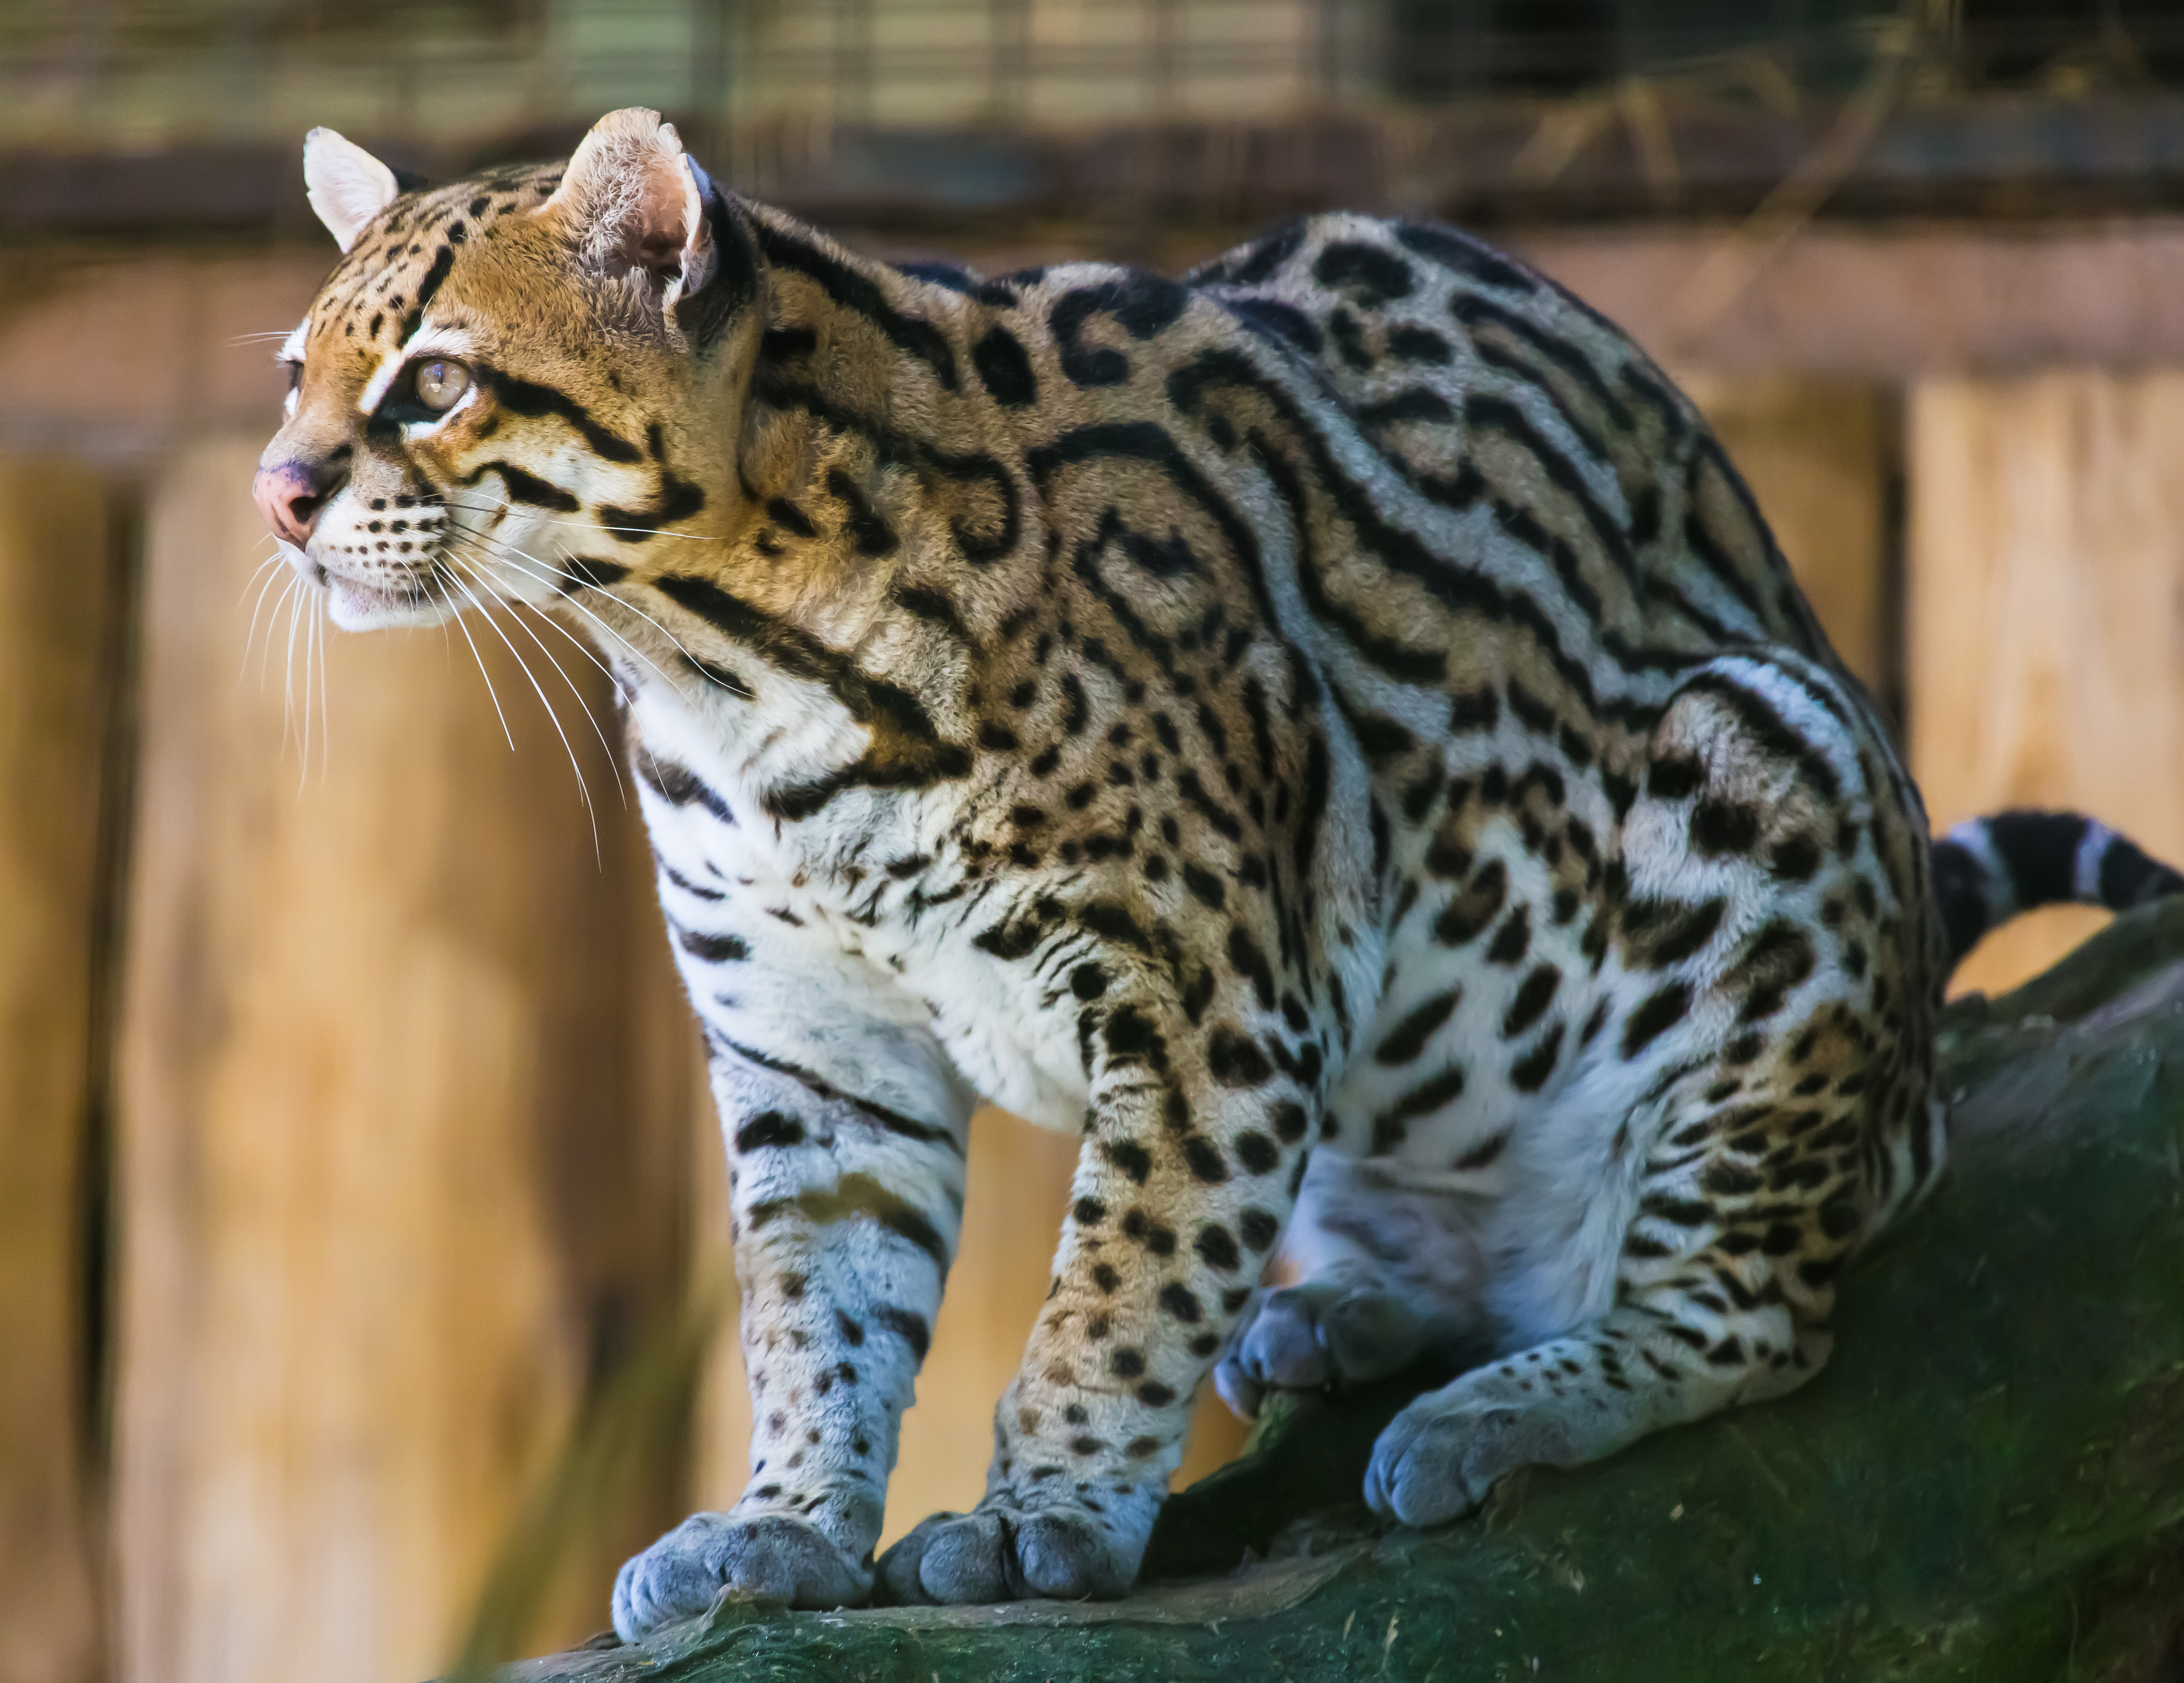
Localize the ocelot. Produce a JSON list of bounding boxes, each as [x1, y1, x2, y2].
[[252, 107, 2184, 1631]]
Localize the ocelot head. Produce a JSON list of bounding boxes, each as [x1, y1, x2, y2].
[[254, 108, 761, 628]]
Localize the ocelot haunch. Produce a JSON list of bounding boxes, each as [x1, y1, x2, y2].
[[254, 108, 2183, 1629]]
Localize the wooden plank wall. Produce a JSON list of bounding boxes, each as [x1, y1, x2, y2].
[[0, 457, 117, 1683], [111, 439, 695, 1683], [1907, 373, 2184, 997]]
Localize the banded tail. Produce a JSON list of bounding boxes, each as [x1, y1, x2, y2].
[[1932, 810, 2184, 971]]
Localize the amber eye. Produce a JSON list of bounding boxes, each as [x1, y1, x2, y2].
[[413, 358, 471, 412]]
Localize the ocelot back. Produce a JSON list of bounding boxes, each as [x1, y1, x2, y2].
[[256, 109, 2183, 1628]]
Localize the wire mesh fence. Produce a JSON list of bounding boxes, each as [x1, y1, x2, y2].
[[4, 0, 2180, 157]]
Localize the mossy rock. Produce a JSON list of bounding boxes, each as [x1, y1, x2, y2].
[[497, 904, 2184, 1683]]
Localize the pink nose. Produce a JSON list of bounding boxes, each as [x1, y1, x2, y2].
[[253, 459, 341, 545]]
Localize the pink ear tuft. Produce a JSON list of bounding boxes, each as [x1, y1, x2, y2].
[[546, 109, 706, 283]]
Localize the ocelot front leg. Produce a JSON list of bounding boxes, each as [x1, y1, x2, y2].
[[613, 894, 977, 1635], [1363, 654, 1938, 1526], [878, 970, 1325, 1605]]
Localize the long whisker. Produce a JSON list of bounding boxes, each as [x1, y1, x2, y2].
[[434, 568, 457, 670], [261, 574, 299, 693], [315, 598, 332, 786], [445, 573, 518, 753], [487, 560, 680, 688], [240, 554, 290, 683], [299, 599, 317, 793], [472, 552, 682, 688], [459, 528, 751, 699], [428, 563, 513, 760], [449, 553, 631, 787], [446, 566, 600, 859], [442, 537, 628, 691], [283, 575, 306, 757], [234, 540, 281, 608], [446, 551, 625, 808], [497, 573, 627, 690], [451, 530, 696, 694]]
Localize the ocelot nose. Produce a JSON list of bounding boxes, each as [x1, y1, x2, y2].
[[253, 457, 346, 545]]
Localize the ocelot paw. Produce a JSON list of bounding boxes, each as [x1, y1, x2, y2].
[[875, 1500, 1138, 1606], [611, 1509, 872, 1637], [1213, 1281, 1431, 1416], [1363, 1379, 1566, 1528]]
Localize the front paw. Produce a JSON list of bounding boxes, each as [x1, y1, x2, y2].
[[1362, 1390, 1527, 1528], [612, 1510, 872, 1638], [875, 1503, 1136, 1606]]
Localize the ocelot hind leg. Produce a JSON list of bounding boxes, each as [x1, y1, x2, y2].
[[1365, 653, 1936, 1526], [1215, 1153, 1496, 1417]]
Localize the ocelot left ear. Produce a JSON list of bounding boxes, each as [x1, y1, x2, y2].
[[544, 107, 718, 326], [303, 127, 401, 251]]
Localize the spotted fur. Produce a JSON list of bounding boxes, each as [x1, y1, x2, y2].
[[252, 111, 2180, 1629]]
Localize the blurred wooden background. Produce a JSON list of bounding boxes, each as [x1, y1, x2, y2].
[[10, 3, 2184, 1681]]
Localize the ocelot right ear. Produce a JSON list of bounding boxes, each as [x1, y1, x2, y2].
[[543, 108, 724, 330]]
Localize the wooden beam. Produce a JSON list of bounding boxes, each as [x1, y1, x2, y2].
[[0, 455, 117, 1683], [112, 437, 694, 1681], [1908, 372, 2184, 997]]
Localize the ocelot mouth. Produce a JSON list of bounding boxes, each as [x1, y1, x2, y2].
[[276, 539, 328, 590], [286, 544, 451, 631]]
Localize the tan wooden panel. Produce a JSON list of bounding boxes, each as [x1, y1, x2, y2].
[[0, 457, 115, 1683], [1680, 376, 1890, 698], [692, 1104, 1249, 1550], [1909, 372, 2184, 997], [1518, 221, 2184, 377], [113, 437, 691, 1682]]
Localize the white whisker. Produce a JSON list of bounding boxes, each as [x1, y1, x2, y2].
[[446, 565, 600, 859], [234, 541, 281, 607], [315, 599, 332, 786], [489, 568, 625, 688], [260, 575, 298, 693], [283, 575, 306, 757], [458, 528, 751, 699], [451, 531, 691, 693], [446, 550, 625, 807], [299, 601, 316, 792], [445, 569, 517, 753], [239, 555, 289, 683]]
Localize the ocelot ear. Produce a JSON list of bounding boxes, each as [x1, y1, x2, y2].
[[544, 107, 717, 321], [303, 127, 401, 252]]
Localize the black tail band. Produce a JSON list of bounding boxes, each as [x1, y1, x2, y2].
[[1931, 809, 2184, 971]]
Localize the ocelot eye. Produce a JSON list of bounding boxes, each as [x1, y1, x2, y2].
[[413, 358, 471, 411]]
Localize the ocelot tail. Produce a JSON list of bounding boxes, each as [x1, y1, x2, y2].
[[253, 108, 2184, 1630]]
